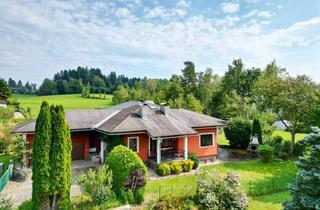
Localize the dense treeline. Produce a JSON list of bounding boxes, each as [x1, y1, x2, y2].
[[38, 67, 142, 95], [7, 78, 37, 94]]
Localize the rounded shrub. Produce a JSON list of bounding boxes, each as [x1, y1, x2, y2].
[[169, 161, 182, 174], [156, 163, 171, 176], [257, 144, 274, 162], [105, 145, 147, 191], [188, 152, 199, 169], [224, 117, 252, 149], [181, 159, 194, 172]]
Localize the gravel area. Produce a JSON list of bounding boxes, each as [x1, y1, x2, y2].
[[0, 164, 89, 208]]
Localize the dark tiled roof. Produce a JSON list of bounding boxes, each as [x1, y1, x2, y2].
[[12, 101, 225, 137]]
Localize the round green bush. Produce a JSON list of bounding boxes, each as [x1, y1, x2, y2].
[[181, 159, 194, 172], [224, 117, 252, 149], [257, 144, 274, 162], [169, 161, 182, 174], [105, 145, 147, 191], [156, 163, 171, 176], [188, 152, 199, 169]]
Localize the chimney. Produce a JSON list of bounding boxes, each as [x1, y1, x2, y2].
[[160, 102, 168, 115], [138, 103, 145, 119]]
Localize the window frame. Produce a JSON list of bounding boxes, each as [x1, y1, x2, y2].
[[199, 133, 214, 148], [127, 136, 139, 152], [161, 138, 173, 150]]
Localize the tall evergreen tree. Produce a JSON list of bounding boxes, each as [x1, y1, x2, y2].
[[252, 118, 263, 144], [49, 105, 72, 209], [181, 61, 197, 94], [283, 127, 320, 210], [32, 101, 52, 209]]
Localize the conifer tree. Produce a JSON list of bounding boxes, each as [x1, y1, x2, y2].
[[49, 105, 72, 209], [252, 118, 263, 144], [32, 101, 52, 209], [283, 127, 320, 209]]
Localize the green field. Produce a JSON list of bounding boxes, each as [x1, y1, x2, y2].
[[272, 130, 306, 141], [145, 160, 297, 209], [13, 94, 113, 116], [218, 130, 306, 146]]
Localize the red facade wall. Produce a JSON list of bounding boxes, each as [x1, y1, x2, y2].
[[25, 127, 218, 164], [123, 133, 149, 161], [187, 128, 218, 158], [25, 133, 91, 164]]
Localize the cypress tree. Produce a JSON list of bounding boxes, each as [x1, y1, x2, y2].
[[49, 105, 72, 209], [32, 101, 52, 209], [252, 118, 263, 144], [283, 127, 320, 209]]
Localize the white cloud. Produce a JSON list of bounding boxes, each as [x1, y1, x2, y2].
[[221, 2, 240, 14], [257, 11, 272, 18], [243, 10, 258, 18], [0, 1, 319, 83], [176, 0, 190, 9], [115, 7, 131, 18]]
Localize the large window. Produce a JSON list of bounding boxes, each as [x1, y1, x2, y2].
[[161, 139, 173, 149], [128, 137, 139, 152], [200, 134, 214, 148]]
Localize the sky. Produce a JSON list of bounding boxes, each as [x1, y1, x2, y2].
[[0, 0, 320, 84]]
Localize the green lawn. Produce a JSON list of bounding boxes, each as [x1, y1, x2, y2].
[[272, 130, 306, 141], [218, 129, 306, 146], [145, 160, 297, 209], [13, 94, 113, 116], [248, 191, 290, 210]]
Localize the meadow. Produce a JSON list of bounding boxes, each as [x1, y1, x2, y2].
[[13, 94, 113, 116]]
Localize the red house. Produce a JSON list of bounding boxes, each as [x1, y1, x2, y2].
[[12, 101, 225, 166]]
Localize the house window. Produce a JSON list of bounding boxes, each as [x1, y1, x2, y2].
[[161, 139, 173, 149], [200, 134, 214, 148], [128, 137, 139, 152]]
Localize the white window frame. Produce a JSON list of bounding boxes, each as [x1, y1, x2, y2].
[[199, 133, 214, 148], [128, 136, 139, 152]]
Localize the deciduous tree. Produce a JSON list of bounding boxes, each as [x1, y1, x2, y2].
[[254, 74, 320, 156]]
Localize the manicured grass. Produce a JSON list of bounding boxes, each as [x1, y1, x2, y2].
[[13, 94, 113, 116], [248, 191, 290, 210], [145, 160, 297, 207], [272, 130, 306, 141]]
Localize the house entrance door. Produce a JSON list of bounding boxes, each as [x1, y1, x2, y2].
[[72, 141, 84, 160]]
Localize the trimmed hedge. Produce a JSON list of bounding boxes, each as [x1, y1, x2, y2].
[[155, 160, 195, 176], [105, 145, 147, 191], [181, 159, 194, 172], [169, 161, 183, 174], [156, 163, 171, 176]]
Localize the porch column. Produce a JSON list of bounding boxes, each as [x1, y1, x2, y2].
[[184, 135, 188, 160], [22, 134, 27, 169], [156, 137, 162, 164], [100, 141, 105, 163]]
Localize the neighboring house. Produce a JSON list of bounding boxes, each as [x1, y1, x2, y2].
[[273, 120, 291, 130], [0, 94, 8, 107], [12, 101, 225, 166]]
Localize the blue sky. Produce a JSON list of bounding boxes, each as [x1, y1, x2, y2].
[[0, 0, 319, 84]]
